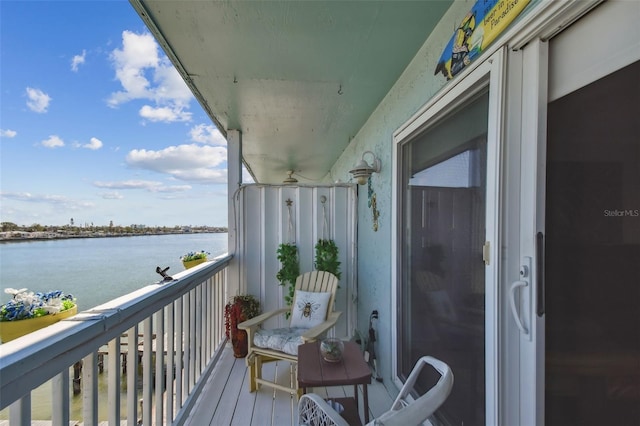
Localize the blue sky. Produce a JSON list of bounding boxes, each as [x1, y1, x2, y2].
[[1, 1, 239, 228]]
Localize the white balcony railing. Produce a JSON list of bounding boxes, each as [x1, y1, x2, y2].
[[0, 254, 232, 425]]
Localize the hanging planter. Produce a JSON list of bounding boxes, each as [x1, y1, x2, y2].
[[276, 198, 300, 316], [315, 239, 341, 280], [276, 242, 300, 312], [314, 195, 341, 280]]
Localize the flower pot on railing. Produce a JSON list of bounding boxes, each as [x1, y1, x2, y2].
[[181, 250, 210, 269], [1, 288, 77, 343], [182, 257, 207, 269], [0, 305, 77, 343]]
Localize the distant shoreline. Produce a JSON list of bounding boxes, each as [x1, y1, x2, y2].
[[0, 229, 227, 243]]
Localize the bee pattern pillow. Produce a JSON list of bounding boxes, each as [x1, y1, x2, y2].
[[290, 291, 331, 329]]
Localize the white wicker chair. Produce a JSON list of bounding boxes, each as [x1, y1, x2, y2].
[[298, 356, 453, 426], [299, 394, 350, 426]]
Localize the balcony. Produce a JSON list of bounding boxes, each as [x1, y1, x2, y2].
[[182, 347, 391, 426], [0, 255, 389, 425]]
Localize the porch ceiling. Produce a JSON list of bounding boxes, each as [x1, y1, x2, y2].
[[131, 0, 453, 184]]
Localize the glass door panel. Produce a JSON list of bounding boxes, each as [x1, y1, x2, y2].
[[545, 60, 640, 425], [399, 92, 489, 426]]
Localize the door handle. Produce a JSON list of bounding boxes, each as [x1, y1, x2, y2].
[[536, 232, 545, 317], [510, 256, 532, 339], [510, 280, 529, 336]]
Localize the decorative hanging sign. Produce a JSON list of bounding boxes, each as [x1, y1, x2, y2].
[[285, 198, 296, 244], [367, 177, 380, 232], [435, 0, 531, 80]]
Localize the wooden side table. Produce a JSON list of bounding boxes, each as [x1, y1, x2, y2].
[[298, 340, 372, 424]]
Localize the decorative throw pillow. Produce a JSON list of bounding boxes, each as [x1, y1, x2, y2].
[[290, 290, 331, 329]]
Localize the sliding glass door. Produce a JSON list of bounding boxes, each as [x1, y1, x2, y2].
[[545, 57, 640, 426], [399, 93, 488, 425], [515, 2, 639, 423], [394, 51, 503, 425]]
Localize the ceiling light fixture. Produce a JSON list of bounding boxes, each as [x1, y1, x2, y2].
[[349, 151, 381, 185], [283, 170, 298, 184]]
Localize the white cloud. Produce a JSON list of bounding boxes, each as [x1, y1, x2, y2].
[[190, 124, 226, 146], [82, 137, 103, 150], [26, 87, 52, 113], [0, 192, 94, 209], [126, 144, 227, 183], [71, 49, 86, 72], [1, 129, 17, 138], [152, 61, 193, 105], [41, 135, 65, 148], [93, 180, 192, 193], [172, 168, 227, 182], [107, 31, 193, 123], [243, 167, 254, 184], [101, 191, 124, 200], [94, 180, 163, 190], [155, 185, 192, 193], [139, 105, 192, 123], [108, 31, 157, 105]]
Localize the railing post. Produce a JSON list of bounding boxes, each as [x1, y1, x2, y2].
[[189, 289, 197, 389], [155, 309, 165, 426], [175, 298, 184, 408], [227, 129, 242, 297], [10, 396, 30, 426], [196, 284, 203, 374], [52, 370, 70, 426], [108, 336, 121, 425], [142, 317, 153, 426], [165, 303, 175, 421], [82, 352, 99, 425], [127, 325, 139, 426]]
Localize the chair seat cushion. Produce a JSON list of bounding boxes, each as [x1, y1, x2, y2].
[[253, 327, 307, 355]]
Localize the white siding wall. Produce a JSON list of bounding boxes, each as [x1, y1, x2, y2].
[[235, 184, 357, 338]]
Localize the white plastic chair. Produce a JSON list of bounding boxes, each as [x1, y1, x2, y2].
[[298, 356, 453, 426]]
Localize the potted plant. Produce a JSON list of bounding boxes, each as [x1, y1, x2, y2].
[[0, 288, 77, 343], [224, 295, 260, 358], [180, 250, 210, 269], [276, 243, 300, 317], [315, 239, 341, 280]]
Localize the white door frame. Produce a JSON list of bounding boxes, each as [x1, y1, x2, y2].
[[391, 47, 506, 425], [515, 37, 548, 426]]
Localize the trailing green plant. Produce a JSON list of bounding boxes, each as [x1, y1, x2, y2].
[[314, 239, 341, 280], [276, 243, 300, 313]]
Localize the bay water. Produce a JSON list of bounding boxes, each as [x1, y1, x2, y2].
[[0, 232, 228, 420], [0, 233, 228, 309]]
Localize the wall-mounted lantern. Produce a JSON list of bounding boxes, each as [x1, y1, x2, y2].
[[348, 151, 381, 185]]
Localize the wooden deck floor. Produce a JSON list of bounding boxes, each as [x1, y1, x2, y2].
[[184, 346, 394, 426]]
